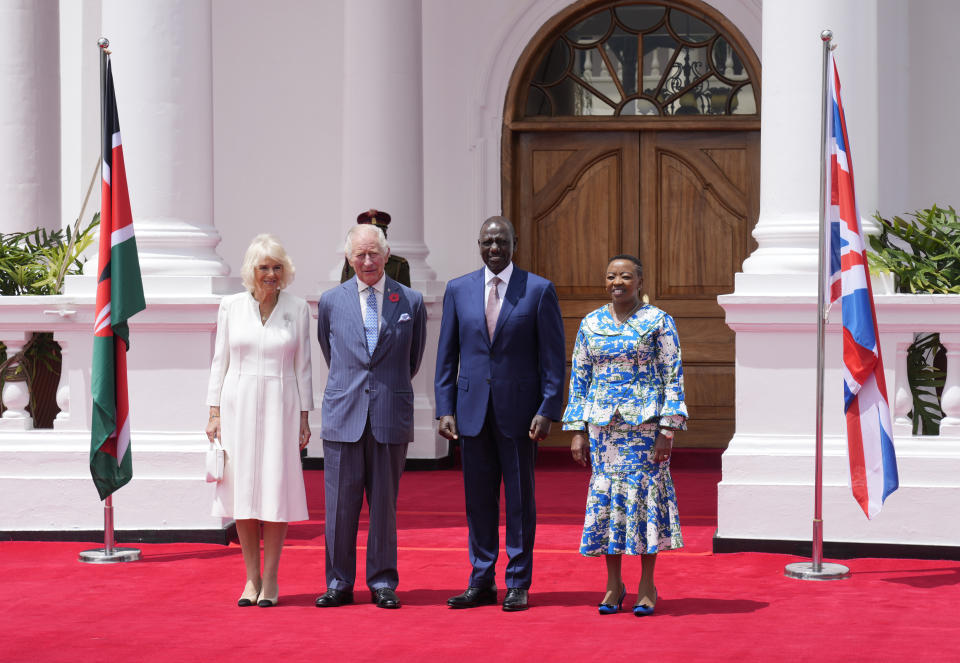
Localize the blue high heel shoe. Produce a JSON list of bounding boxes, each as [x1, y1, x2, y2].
[[633, 588, 657, 617], [598, 585, 627, 615]]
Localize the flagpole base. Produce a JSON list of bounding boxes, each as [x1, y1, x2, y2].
[[784, 561, 849, 581], [78, 547, 141, 564]]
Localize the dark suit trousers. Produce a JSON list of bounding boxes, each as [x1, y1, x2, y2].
[[323, 420, 408, 592], [460, 401, 538, 589]]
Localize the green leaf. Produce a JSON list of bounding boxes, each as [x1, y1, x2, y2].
[[0, 215, 99, 296]]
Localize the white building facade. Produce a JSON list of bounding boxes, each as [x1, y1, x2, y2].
[[1, 0, 958, 552]]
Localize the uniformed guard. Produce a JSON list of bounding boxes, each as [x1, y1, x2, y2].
[[340, 209, 411, 286]]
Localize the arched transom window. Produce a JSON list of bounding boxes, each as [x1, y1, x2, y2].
[[524, 1, 757, 117]]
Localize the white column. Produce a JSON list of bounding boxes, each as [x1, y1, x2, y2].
[[0, 0, 60, 234], [314, 0, 444, 461], [0, 333, 33, 429], [99, 0, 227, 278], [338, 0, 436, 284], [53, 337, 70, 428], [940, 333, 960, 433], [737, 0, 879, 294], [717, 3, 890, 548], [892, 339, 913, 435], [59, 0, 103, 232]]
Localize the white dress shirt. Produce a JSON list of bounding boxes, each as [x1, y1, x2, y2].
[[483, 262, 513, 315], [357, 274, 386, 331]]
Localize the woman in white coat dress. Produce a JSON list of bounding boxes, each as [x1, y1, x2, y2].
[[206, 234, 313, 607]]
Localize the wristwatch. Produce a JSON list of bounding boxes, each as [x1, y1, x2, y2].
[[659, 428, 674, 439]]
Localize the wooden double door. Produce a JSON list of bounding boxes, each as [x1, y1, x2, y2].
[[510, 130, 759, 448]]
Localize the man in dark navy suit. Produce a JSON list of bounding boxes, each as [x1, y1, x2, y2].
[[435, 216, 565, 611]]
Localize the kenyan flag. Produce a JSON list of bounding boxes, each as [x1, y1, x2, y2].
[[90, 56, 145, 501]]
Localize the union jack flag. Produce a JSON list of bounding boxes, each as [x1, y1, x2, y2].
[[825, 53, 898, 518]]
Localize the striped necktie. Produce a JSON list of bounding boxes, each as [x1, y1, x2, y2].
[[364, 286, 378, 355]]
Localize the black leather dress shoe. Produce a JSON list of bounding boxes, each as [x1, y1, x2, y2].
[[447, 586, 498, 609], [371, 587, 401, 609], [315, 588, 354, 607], [502, 588, 529, 612]]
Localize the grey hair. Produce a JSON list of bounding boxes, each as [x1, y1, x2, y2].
[[240, 234, 295, 292], [344, 224, 390, 258]]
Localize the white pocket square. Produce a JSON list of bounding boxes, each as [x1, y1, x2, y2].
[[398, 313, 411, 322]]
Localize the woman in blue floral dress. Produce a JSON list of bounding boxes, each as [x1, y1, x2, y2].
[[563, 255, 687, 616]]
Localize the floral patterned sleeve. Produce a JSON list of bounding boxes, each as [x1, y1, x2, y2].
[[655, 312, 688, 430], [561, 321, 592, 431]]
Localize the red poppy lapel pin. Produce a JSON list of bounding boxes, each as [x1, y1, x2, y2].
[[388, 292, 400, 303]]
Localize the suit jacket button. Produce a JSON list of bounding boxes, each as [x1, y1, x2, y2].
[[486, 378, 491, 384], [364, 388, 370, 393]]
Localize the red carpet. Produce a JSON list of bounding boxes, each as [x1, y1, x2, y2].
[[3, 450, 959, 662]]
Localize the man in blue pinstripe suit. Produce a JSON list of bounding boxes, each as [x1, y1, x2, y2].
[[315, 223, 426, 610]]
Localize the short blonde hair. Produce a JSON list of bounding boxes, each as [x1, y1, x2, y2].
[[240, 234, 295, 292], [344, 224, 389, 258]]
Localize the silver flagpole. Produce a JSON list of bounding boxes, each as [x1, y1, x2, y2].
[[785, 29, 849, 582], [80, 37, 141, 565]]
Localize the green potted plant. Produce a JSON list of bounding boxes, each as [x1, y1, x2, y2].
[[869, 205, 960, 435], [0, 215, 99, 425]]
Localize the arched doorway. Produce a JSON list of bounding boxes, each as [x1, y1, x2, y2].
[[502, 0, 761, 448]]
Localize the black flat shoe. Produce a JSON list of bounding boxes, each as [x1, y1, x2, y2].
[[315, 588, 354, 607], [371, 587, 401, 609], [502, 588, 529, 612], [447, 586, 498, 609]]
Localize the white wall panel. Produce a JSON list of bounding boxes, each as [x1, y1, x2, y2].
[[211, 0, 344, 297]]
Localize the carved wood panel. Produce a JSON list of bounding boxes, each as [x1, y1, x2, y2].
[[512, 129, 758, 448], [517, 132, 639, 298], [641, 131, 757, 446]]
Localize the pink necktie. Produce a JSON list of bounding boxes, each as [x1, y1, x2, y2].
[[485, 276, 501, 340]]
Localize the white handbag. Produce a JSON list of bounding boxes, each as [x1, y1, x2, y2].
[[205, 440, 225, 483]]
